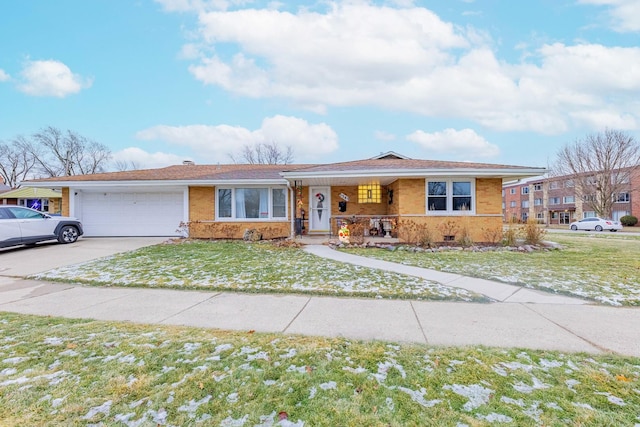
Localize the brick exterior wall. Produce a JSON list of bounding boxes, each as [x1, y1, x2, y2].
[[397, 179, 426, 214], [61, 187, 69, 217], [329, 186, 390, 216], [387, 180, 400, 216], [189, 187, 214, 222], [188, 221, 290, 239], [56, 174, 529, 241], [503, 172, 639, 225], [630, 169, 640, 224], [187, 186, 293, 239], [476, 178, 502, 215], [396, 216, 502, 243]]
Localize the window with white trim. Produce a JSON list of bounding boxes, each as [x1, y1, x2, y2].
[[522, 200, 529, 208], [509, 188, 516, 195], [521, 187, 529, 195], [18, 198, 49, 212], [217, 187, 287, 220], [615, 192, 630, 203], [534, 198, 543, 206], [613, 210, 630, 220], [426, 180, 474, 213], [563, 196, 575, 204]]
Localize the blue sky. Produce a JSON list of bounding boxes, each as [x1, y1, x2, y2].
[[1, 0, 639, 170]]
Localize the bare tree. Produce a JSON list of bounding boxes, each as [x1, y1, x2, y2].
[[553, 129, 640, 219], [0, 136, 37, 188], [112, 159, 141, 171], [19, 126, 112, 177], [230, 141, 294, 165]]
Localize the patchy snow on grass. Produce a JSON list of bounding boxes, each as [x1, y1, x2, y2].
[[31, 241, 488, 303], [443, 383, 494, 411], [344, 236, 640, 305], [1, 313, 639, 425]]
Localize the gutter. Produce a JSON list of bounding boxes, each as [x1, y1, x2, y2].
[[22, 179, 290, 188], [280, 168, 548, 180]]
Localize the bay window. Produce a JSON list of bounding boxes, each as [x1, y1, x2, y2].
[[217, 187, 287, 220], [427, 179, 474, 214]]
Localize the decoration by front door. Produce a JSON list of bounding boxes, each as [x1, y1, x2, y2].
[[309, 187, 330, 233]]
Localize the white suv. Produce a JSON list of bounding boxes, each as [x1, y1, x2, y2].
[[0, 206, 84, 249]]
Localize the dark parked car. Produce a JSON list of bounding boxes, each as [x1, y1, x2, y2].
[[0, 205, 83, 249]]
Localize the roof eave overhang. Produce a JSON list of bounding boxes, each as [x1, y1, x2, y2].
[[280, 168, 547, 180], [23, 178, 290, 189]]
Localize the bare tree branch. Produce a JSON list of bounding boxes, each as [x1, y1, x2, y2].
[[553, 129, 640, 218], [0, 136, 37, 188], [23, 126, 112, 177], [230, 141, 294, 164], [112, 159, 141, 171]]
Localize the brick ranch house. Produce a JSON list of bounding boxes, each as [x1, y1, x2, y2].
[[24, 153, 545, 242]]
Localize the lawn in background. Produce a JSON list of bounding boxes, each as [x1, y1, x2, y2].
[[1, 312, 639, 426]]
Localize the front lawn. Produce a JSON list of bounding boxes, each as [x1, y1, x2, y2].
[[1, 312, 639, 426], [32, 240, 487, 303], [343, 234, 640, 306]]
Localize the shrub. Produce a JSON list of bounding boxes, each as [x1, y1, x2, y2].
[[620, 215, 638, 227], [398, 220, 436, 247], [481, 226, 503, 245], [503, 218, 519, 247], [348, 219, 366, 245], [456, 217, 474, 247], [438, 220, 459, 243], [522, 218, 546, 245]]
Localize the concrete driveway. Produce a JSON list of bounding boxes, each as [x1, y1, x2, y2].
[[0, 237, 169, 277]]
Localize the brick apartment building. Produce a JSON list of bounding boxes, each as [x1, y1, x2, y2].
[[503, 170, 639, 225]]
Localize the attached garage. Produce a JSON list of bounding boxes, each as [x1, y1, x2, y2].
[[76, 190, 186, 237]]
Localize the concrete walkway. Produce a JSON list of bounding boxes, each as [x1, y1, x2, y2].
[[304, 245, 587, 304], [1, 238, 639, 357]]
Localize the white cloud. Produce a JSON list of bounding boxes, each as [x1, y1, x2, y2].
[[111, 147, 188, 169], [0, 69, 10, 82], [407, 128, 500, 158], [136, 115, 339, 162], [579, 0, 640, 32], [374, 131, 397, 141], [173, 2, 640, 134], [17, 60, 92, 97]]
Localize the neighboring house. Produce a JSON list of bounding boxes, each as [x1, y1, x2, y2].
[[503, 169, 639, 224], [0, 187, 63, 214], [24, 153, 545, 241]]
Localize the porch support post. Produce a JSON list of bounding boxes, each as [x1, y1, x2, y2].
[[288, 180, 295, 239]]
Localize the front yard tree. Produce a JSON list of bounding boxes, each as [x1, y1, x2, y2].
[[554, 129, 640, 219], [231, 141, 294, 165], [25, 126, 112, 177], [0, 136, 36, 188]]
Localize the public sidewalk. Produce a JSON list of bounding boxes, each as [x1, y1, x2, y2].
[[0, 240, 639, 357]]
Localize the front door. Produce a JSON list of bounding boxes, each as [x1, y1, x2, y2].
[[309, 187, 330, 233]]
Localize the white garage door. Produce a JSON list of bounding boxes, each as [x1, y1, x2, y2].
[[80, 191, 185, 236]]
